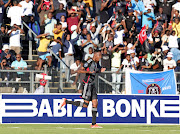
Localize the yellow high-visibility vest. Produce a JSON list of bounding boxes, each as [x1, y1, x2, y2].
[[83, 0, 93, 7]]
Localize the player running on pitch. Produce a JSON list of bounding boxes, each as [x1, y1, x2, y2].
[[60, 51, 106, 128]]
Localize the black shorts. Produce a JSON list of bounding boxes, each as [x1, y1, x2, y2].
[[81, 81, 97, 101]]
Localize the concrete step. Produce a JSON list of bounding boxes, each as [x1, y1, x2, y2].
[[25, 60, 37, 68], [32, 55, 39, 60], [0, 87, 25, 93]]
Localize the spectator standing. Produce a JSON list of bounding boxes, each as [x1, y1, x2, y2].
[[155, 7, 167, 32], [37, 0, 54, 34], [0, 0, 11, 27], [54, 3, 67, 21], [61, 32, 79, 80], [172, 18, 180, 47], [8, 24, 24, 54], [19, 0, 34, 23], [36, 33, 54, 70], [44, 12, 57, 36], [142, 5, 155, 32], [7, 0, 23, 26], [67, 8, 81, 34], [0, 24, 9, 52], [111, 42, 127, 94]]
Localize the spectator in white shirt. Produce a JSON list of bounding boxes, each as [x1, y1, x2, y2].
[[163, 52, 176, 71], [19, 0, 34, 23], [70, 58, 81, 83], [172, 0, 180, 14], [8, 24, 24, 54], [168, 30, 179, 49], [7, 0, 23, 26], [44, 12, 57, 36], [60, 15, 67, 30], [114, 23, 127, 45]]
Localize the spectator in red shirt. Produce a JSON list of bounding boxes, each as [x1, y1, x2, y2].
[[67, 9, 82, 34]]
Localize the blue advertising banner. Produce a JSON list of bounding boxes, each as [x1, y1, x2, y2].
[[126, 69, 177, 94], [0, 94, 180, 124]]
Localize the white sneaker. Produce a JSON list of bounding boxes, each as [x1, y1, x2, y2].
[[23, 88, 28, 93], [116, 90, 121, 94], [112, 90, 116, 94], [12, 88, 16, 93]]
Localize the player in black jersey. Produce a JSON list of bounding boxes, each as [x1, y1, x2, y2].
[[60, 51, 106, 128]]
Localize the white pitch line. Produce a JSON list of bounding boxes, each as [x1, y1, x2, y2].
[[8, 127, 20, 129]]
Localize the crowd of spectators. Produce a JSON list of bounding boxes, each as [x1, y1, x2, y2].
[[0, 0, 179, 93]]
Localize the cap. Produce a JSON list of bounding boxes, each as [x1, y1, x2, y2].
[[162, 46, 169, 51], [2, 44, 10, 51], [71, 25, 77, 32], [145, 5, 152, 10], [127, 43, 133, 49], [167, 52, 173, 58]]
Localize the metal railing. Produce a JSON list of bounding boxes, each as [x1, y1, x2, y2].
[[23, 21, 71, 92], [0, 70, 43, 93], [97, 71, 180, 93]]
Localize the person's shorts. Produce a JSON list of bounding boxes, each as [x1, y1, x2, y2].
[[38, 52, 51, 60], [81, 81, 97, 101]]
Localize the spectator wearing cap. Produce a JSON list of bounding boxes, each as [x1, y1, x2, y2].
[[43, 12, 57, 36], [142, 5, 155, 32], [163, 52, 176, 71], [0, 25, 9, 52], [139, 53, 152, 71], [125, 9, 139, 32], [130, 49, 139, 69], [8, 24, 24, 54], [155, 7, 168, 32], [7, 0, 23, 27], [67, 7, 82, 34], [161, 45, 169, 60], [0, 44, 16, 66], [54, 3, 67, 22], [37, 0, 54, 34], [87, 16, 102, 45]]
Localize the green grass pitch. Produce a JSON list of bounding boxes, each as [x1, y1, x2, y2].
[[0, 124, 180, 134]]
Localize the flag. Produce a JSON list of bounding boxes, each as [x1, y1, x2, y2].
[[138, 25, 147, 45]]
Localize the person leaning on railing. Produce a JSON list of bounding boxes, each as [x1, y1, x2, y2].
[[11, 54, 29, 93]]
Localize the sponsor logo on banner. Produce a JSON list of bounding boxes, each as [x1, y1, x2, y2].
[[0, 94, 180, 124]]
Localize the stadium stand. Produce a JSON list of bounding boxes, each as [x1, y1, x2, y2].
[[0, 0, 180, 94]]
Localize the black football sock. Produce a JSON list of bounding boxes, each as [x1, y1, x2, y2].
[[92, 107, 97, 125], [65, 100, 83, 107]]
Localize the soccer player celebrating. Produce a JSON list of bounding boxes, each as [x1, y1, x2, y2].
[[60, 51, 106, 128]]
